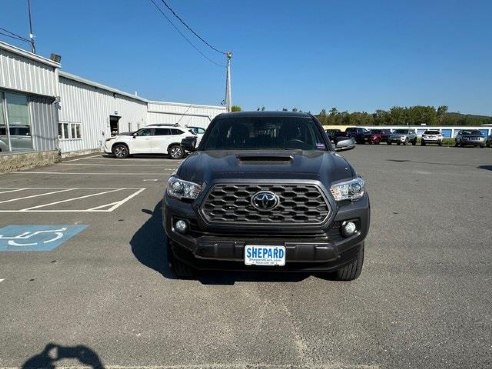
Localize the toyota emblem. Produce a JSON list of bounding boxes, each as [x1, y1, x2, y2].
[[251, 191, 279, 210]]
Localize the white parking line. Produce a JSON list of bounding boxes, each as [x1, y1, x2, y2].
[[20, 188, 125, 211], [11, 171, 172, 175], [0, 188, 146, 212], [107, 188, 146, 211], [0, 189, 75, 204], [0, 279, 4, 283], [61, 164, 168, 167], [1, 187, 144, 190], [0, 189, 27, 195], [86, 201, 121, 211]]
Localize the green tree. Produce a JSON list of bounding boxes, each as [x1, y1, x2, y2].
[[231, 105, 242, 112], [373, 109, 390, 126], [437, 105, 448, 124], [389, 106, 407, 125]]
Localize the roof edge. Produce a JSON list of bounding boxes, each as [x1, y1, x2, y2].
[[59, 71, 149, 103], [0, 41, 60, 68], [148, 100, 226, 110]]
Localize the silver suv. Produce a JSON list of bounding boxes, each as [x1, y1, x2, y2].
[[388, 129, 417, 145], [455, 130, 485, 148], [104, 125, 193, 159]]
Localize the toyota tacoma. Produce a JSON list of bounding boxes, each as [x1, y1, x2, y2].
[[163, 112, 370, 280]]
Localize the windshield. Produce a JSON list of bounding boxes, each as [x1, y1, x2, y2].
[[202, 116, 328, 151], [394, 129, 410, 134], [463, 130, 482, 135], [424, 130, 440, 134]]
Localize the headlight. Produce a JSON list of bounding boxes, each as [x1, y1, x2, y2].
[[330, 177, 365, 201], [167, 176, 202, 200]]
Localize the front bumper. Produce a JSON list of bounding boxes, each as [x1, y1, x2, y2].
[[460, 139, 485, 146], [103, 141, 114, 154], [163, 194, 370, 272], [422, 137, 442, 144], [389, 136, 408, 143]]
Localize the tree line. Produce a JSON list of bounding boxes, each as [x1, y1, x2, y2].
[[231, 105, 492, 126], [316, 106, 492, 126]]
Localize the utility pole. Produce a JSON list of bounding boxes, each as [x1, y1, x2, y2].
[[27, 0, 36, 53], [225, 52, 232, 112]]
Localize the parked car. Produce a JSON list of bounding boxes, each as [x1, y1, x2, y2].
[[388, 129, 417, 145], [0, 125, 33, 151], [345, 127, 380, 144], [325, 129, 347, 143], [486, 135, 492, 148], [0, 138, 8, 152], [104, 125, 193, 159], [455, 130, 486, 148], [167, 111, 369, 280], [187, 126, 206, 146], [370, 128, 391, 143], [421, 129, 443, 146]]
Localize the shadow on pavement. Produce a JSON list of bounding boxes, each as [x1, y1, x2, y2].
[[130, 202, 313, 285], [22, 343, 104, 369], [197, 270, 309, 285], [478, 165, 492, 171], [130, 201, 175, 279]]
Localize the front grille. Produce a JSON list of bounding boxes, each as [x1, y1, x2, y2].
[[200, 183, 330, 225]]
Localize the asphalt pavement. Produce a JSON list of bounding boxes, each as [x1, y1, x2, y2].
[[0, 146, 490, 369]]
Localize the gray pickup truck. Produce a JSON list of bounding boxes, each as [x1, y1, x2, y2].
[[163, 111, 370, 281]]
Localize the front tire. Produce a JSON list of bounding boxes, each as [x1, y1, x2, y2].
[[335, 243, 364, 281], [112, 143, 129, 158], [168, 144, 184, 159]]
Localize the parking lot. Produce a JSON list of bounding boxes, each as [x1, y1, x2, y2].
[[0, 146, 491, 369]]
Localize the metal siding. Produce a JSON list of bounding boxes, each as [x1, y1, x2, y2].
[[29, 96, 58, 151], [0, 48, 57, 96], [58, 76, 147, 153], [147, 102, 225, 117], [147, 112, 210, 128], [147, 102, 225, 129]]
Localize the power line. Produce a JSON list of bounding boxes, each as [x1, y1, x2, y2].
[[0, 27, 31, 44], [148, 0, 225, 68], [157, 0, 226, 55]]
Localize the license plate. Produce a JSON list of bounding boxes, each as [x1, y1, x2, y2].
[[244, 245, 286, 266]]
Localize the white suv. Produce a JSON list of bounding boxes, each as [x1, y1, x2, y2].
[[421, 129, 443, 146], [104, 125, 193, 159]]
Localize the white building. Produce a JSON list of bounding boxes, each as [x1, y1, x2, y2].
[[0, 41, 226, 155]]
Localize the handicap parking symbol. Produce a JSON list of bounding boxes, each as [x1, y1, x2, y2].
[[0, 225, 88, 252]]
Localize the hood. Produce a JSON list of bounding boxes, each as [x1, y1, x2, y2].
[[176, 150, 355, 186]]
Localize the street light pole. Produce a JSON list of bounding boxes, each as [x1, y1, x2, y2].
[[27, 0, 36, 53], [225, 52, 232, 112]]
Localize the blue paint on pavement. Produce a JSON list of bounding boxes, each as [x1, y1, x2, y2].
[[0, 225, 88, 252]]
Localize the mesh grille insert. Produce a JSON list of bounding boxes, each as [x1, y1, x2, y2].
[[201, 183, 330, 225]]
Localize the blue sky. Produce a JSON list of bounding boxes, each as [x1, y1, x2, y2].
[[1, 0, 491, 115]]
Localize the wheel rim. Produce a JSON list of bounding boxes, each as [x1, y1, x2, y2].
[[170, 146, 183, 158], [114, 145, 127, 158]]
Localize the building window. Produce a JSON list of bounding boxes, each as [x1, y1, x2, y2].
[[59, 122, 82, 139], [0, 91, 33, 152]]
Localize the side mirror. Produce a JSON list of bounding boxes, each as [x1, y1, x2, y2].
[[182, 136, 197, 152], [132, 133, 137, 138], [335, 138, 356, 152]]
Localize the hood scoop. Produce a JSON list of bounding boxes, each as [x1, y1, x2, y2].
[[237, 153, 293, 164]]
